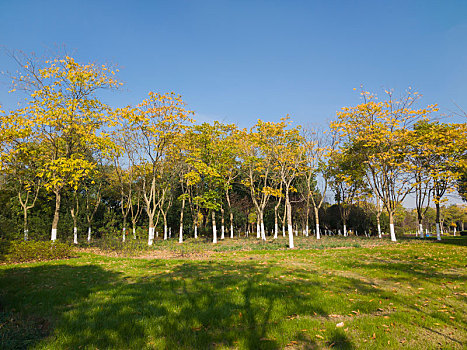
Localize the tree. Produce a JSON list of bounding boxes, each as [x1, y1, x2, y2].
[[328, 148, 368, 237], [1, 136, 43, 240], [407, 121, 436, 238], [269, 118, 304, 248], [300, 128, 332, 239], [119, 92, 193, 245], [8, 55, 121, 241], [331, 88, 437, 241], [414, 121, 467, 240], [183, 122, 233, 243], [239, 120, 280, 241]]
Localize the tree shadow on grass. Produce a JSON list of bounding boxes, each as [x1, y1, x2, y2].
[[0, 260, 365, 349], [53, 262, 326, 349], [0, 264, 121, 349], [433, 236, 467, 247]]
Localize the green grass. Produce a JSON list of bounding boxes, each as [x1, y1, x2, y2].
[[0, 236, 466, 349]]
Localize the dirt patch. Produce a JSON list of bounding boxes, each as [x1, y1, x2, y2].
[[75, 247, 215, 260]]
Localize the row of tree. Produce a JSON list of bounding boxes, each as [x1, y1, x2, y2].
[[1, 54, 466, 247]]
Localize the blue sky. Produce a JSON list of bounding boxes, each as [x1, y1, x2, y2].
[[1, 0, 467, 129], [1, 0, 466, 206]]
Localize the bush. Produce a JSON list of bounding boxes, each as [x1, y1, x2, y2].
[[0, 240, 74, 263], [460, 230, 467, 236]]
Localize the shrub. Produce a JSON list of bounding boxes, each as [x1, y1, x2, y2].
[[0, 240, 74, 263], [460, 230, 467, 236]]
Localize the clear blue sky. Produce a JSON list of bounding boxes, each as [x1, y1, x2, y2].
[[1, 0, 466, 129]]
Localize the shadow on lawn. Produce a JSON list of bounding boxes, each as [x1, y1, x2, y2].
[[434, 236, 467, 247], [0, 260, 362, 349], [0, 264, 120, 349]]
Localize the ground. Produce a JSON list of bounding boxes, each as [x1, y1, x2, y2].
[[0, 236, 466, 349]]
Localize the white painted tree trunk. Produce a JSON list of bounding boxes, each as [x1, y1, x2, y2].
[[419, 224, 424, 238], [436, 223, 441, 241], [377, 223, 382, 238], [122, 227, 126, 242], [194, 225, 198, 239], [221, 225, 225, 240], [390, 223, 397, 242], [316, 223, 321, 240], [133, 227, 136, 239], [24, 230, 28, 241], [164, 225, 168, 240], [274, 222, 278, 239], [288, 223, 294, 248], [304, 225, 309, 237], [230, 224, 234, 239], [179, 225, 183, 243], [212, 211, 217, 244], [338, 229, 341, 236], [87, 227, 91, 242], [261, 220, 266, 241], [51, 228, 57, 242], [295, 228, 298, 236], [148, 226, 155, 246], [256, 222, 260, 239], [355, 230, 358, 236], [73, 227, 78, 244], [453, 227, 456, 236], [169, 227, 172, 238], [282, 225, 285, 237], [343, 224, 347, 237]]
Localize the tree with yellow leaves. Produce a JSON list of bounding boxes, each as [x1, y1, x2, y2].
[[410, 121, 466, 240], [269, 118, 304, 248], [300, 127, 333, 239], [119, 92, 193, 245], [239, 120, 282, 241], [331, 88, 437, 241], [328, 146, 369, 237], [7, 54, 121, 241]]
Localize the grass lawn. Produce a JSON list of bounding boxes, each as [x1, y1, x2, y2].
[[0, 236, 466, 349]]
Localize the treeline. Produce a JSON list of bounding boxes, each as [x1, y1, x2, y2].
[[1, 54, 466, 247]]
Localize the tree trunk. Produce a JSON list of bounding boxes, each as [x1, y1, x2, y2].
[[122, 217, 127, 242], [314, 207, 321, 240], [71, 210, 78, 244], [51, 190, 61, 241], [286, 192, 294, 248], [87, 226, 92, 242], [375, 213, 381, 238], [220, 207, 225, 240], [148, 214, 155, 246], [389, 211, 397, 242], [282, 205, 287, 237], [73, 226, 78, 244], [23, 207, 28, 241], [435, 202, 441, 241], [212, 210, 217, 243], [260, 211, 266, 241], [305, 205, 310, 237], [179, 197, 185, 243], [274, 209, 278, 239], [230, 212, 234, 239]]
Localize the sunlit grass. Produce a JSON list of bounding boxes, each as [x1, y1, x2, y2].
[[0, 236, 465, 349]]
